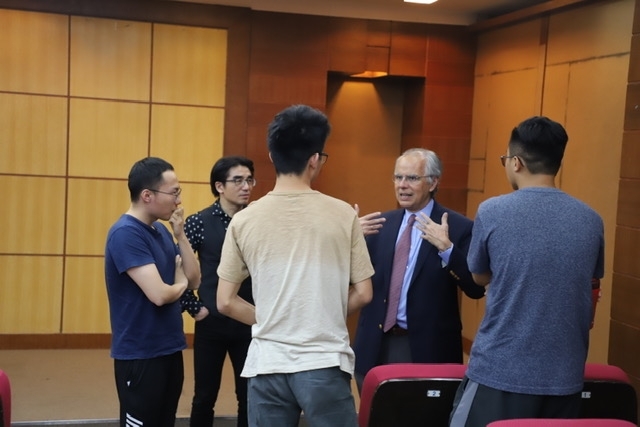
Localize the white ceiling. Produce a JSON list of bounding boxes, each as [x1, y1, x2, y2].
[[169, 0, 549, 25]]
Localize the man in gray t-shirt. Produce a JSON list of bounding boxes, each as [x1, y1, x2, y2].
[[450, 116, 604, 427]]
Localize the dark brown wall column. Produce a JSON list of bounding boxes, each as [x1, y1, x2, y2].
[[609, 0, 640, 420]]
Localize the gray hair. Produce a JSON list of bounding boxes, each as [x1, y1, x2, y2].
[[398, 148, 442, 195]]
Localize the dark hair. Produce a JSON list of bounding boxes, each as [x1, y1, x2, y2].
[[509, 116, 568, 175], [267, 104, 331, 175], [210, 156, 255, 197], [128, 157, 174, 202]]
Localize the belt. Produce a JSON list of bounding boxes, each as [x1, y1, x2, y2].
[[386, 325, 409, 336]]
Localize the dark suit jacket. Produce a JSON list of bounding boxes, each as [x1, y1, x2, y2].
[[353, 200, 485, 376]]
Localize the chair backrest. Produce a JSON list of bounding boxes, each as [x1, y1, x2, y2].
[[0, 369, 11, 427], [487, 418, 637, 427], [581, 363, 637, 424], [358, 363, 466, 427]]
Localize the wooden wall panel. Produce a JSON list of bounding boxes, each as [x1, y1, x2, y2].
[[625, 82, 640, 129], [3, 176, 66, 254], [474, 19, 542, 76], [327, 17, 367, 73], [0, 9, 68, 95], [321, 78, 402, 215], [609, 319, 640, 380], [368, 19, 392, 47], [0, 256, 63, 333], [614, 226, 640, 277], [0, 0, 249, 347], [245, 11, 330, 194], [630, 34, 640, 81], [425, 29, 476, 86], [327, 19, 392, 74], [469, 75, 492, 161], [400, 79, 426, 151], [68, 99, 150, 179], [617, 179, 640, 228], [621, 131, 640, 178], [178, 182, 217, 221], [560, 55, 628, 228], [610, 273, 640, 326], [609, 0, 640, 414], [366, 46, 391, 73], [150, 105, 225, 183], [547, 0, 635, 64], [0, 93, 68, 176], [70, 17, 152, 101], [62, 257, 110, 333], [250, 11, 328, 52], [152, 24, 227, 107], [467, 159, 486, 192], [65, 179, 129, 256], [473, 69, 541, 201], [390, 22, 427, 77]]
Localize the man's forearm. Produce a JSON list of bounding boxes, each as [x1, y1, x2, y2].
[[219, 295, 256, 325], [347, 278, 373, 316]]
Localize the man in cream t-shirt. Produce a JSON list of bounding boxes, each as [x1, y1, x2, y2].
[[217, 104, 374, 427]]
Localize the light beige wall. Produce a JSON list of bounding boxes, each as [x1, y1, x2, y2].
[[464, 0, 634, 363], [0, 9, 227, 335]]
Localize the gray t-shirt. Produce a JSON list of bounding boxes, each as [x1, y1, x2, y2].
[[466, 187, 604, 395]]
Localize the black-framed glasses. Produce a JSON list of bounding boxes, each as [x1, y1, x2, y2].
[[392, 174, 432, 184], [500, 155, 517, 167], [318, 152, 329, 165], [225, 177, 257, 187], [150, 188, 182, 198]]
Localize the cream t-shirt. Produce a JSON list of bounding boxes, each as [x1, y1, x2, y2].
[[217, 190, 374, 377]]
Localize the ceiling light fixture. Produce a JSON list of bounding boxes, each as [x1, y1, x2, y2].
[[404, 0, 438, 4], [350, 71, 388, 78]]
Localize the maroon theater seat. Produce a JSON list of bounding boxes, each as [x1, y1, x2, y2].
[[487, 418, 637, 427], [581, 363, 637, 424], [358, 363, 466, 427], [0, 369, 10, 427]]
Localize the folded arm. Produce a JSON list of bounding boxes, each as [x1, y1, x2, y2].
[[127, 261, 188, 306]]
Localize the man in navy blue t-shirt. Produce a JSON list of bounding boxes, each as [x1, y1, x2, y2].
[[105, 157, 201, 426]]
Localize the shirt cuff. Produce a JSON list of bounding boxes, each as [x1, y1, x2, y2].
[[439, 244, 453, 267]]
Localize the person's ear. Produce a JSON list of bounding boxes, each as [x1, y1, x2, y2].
[[428, 177, 439, 193], [141, 189, 153, 203]]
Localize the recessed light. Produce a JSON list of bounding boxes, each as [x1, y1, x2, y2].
[[404, 0, 438, 4], [350, 71, 388, 78]]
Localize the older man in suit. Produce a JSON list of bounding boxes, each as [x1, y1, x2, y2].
[[353, 148, 485, 391]]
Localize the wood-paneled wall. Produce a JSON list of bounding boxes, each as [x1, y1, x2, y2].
[[0, 0, 475, 348], [0, 1, 241, 346], [609, 0, 640, 416]]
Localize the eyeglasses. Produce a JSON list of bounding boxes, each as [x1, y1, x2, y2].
[[318, 152, 329, 165], [150, 188, 182, 198], [225, 177, 257, 187], [392, 174, 433, 184], [500, 155, 518, 166]]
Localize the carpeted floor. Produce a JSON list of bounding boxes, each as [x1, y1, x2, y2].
[[0, 349, 352, 425]]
